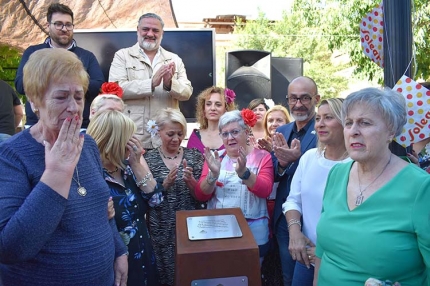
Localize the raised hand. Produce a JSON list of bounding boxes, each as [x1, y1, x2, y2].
[[127, 135, 144, 167], [203, 147, 221, 176], [44, 115, 84, 174], [272, 133, 301, 167], [151, 64, 172, 90], [41, 116, 84, 198], [182, 159, 197, 195], [235, 146, 247, 174], [257, 137, 273, 152], [163, 164, 178, 190], [162, 62, 176, 89]]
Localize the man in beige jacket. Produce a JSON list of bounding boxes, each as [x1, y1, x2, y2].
[[109, 13, 193, 149]]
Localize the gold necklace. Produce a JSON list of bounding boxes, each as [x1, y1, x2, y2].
[[105, 166, 119, 174], [159, 147, 181, 160], [72, 166, 87, 196], [355, 155, 391, 206]]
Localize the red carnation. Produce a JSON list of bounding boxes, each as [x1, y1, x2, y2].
[[100, 82, 123, 98], [241, 108, 257, 127]]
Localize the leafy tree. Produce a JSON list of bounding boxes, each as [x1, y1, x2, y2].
[[311, 0, 430, 82], [0, 44, 24, 101]]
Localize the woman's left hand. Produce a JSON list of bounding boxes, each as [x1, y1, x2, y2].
[[235, 146, 248, 174], [127, 135, 144, 167]]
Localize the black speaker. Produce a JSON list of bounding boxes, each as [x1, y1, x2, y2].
[[226, 50, 271, 109], [271, 57, 304, 106]]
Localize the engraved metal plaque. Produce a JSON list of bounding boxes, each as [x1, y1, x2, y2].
[[191, 276, 248, 285], [187, 215, 242, 240]]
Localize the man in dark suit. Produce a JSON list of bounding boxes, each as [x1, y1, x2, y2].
[[272, 76, 320, 286]]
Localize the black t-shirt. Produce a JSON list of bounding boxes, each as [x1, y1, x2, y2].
[[0, 80, 21, 135], [287, 118, 313, 146]]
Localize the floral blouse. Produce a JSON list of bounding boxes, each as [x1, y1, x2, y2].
[[104, 164, 163, 286]]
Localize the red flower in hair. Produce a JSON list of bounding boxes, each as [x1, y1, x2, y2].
[[241, 108, 257, 127], [100, 82, 123, 98]]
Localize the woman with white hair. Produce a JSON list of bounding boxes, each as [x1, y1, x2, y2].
[[196, 109, 274, 262], [314, 88, 430, 285]]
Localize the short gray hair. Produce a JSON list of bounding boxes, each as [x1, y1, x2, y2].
[[138, 13, 164, 28], [218, 110, 246, 131], [342, 87, 406, 137]]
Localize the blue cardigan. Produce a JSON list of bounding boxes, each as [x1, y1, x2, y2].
[[0, 129, 127, 285], [15, 38, 105, 128]]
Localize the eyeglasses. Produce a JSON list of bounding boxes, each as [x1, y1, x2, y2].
[[220, 129, 243, 139], [51, 22, 74, 31], [286, 95, 313, 105]]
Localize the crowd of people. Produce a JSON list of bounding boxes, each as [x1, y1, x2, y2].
[[0, 2, 429, 286]]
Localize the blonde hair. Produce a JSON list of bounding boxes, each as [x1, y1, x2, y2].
[[195, 86, 237, 129], [317, 98, 344, 152], [23, 49, 89, 107], [263, 105, 291, 138], [156, 108, 187, 134], [87, 110, 136, 169], [90, 94, 125, 119]]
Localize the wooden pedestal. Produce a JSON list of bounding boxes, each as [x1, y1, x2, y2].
[[175, 208, 261, 286]]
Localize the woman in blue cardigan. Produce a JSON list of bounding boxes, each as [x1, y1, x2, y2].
[[0, 48, 128, 286]]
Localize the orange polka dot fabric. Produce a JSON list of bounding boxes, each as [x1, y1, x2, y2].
[[359, 2, 384, 67], [393, 75, 430, 147]]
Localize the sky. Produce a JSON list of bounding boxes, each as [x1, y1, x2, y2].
[[171, 0, 294, 22]]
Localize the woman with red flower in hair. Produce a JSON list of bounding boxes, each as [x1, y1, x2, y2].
[[195, 109, 274, 264], [89, 82, 125, 120]]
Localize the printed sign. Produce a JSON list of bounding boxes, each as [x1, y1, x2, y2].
[[393, 75, 430, 147], [360, 2, 384, 67]]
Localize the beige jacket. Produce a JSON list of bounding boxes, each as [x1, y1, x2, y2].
[[109, 43, 192, 149]]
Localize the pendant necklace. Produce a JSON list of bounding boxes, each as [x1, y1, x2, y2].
[[159, 147, 181, 160], [72, 166, 87, 196], [229, 157, 238, 168], [355, 155, 391, 206]]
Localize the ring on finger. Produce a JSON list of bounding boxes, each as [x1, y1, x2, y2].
[[308, 255, 312, 259], [133, 145, 138, 151]]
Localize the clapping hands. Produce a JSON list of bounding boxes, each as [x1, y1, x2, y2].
[[272, 133, 301, 167]]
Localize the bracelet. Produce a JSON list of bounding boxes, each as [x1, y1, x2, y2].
[[121, 251, 129, 256], [136, 172, 152, 188], [287, 218, 302, 229], [206, 171, 218, 185]]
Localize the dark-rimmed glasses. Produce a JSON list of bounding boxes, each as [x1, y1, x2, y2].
[[51, 22, 74, 31], [286, 95, 313, 105]]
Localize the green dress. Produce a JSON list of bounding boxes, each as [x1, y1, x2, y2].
[[316, 161, 430, 286]]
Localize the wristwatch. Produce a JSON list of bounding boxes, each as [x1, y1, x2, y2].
[[238, 168, 251, 180]]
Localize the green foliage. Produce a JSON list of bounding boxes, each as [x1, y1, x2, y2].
[[0, 44, 21, 85], [232, 0, 430, 90], [0, 44, 25, 102], [232, 7, 350, 99], [320, 0, 430, 82]]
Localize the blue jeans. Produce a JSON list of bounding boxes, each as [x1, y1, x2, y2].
[[292, 261, 314, 286], [0, 133, 11, 143], [276, 217, 295, 286]]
